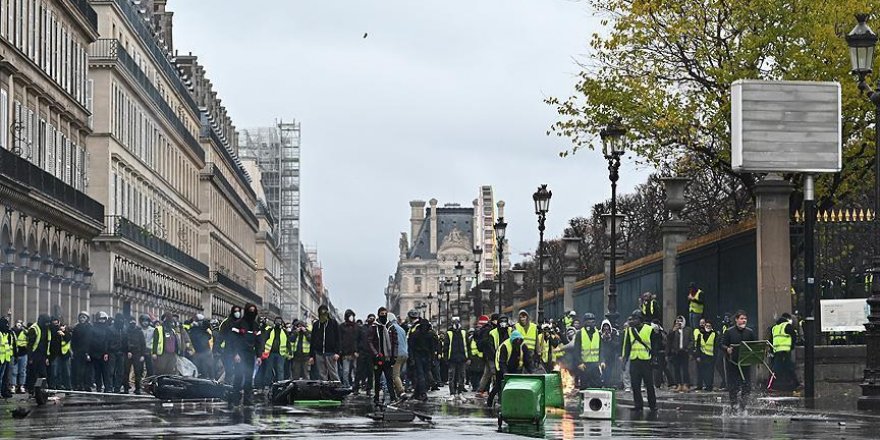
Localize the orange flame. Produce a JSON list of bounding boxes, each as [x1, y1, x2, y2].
[[554, 364, 577, 396]]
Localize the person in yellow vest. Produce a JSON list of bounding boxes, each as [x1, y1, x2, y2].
[[640, 292, 661, 324], [26, 314, 51, 394], [537, 322, 561, 373], [11, 319, 28, 394], [514, 309, 538, 358], [47, 317, 72, 390], [575, 313, 604, 389], [466, 327, 484, 392], [290, 319, 312, 380], [562, 310, 576, 330], [695, 320, 717, 392], [769, 313, 800, 392], [486, 330, 530, 407], [687, 282, 704, 332], [262, 316, 290, 384], [445, 317, 469, 398], [621, 310, 659, 412], [152, 313, 182, 375], [0, 317, 14, 398]]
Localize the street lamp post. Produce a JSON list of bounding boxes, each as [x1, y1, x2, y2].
[[494, 217, 508, 315], [427, 291, 434, 322], [600, 121, 627, 324], [533, 184, 552, 323], [846, 13, 880, 411], [444, 279, 453, 328], [454, 261, 464, 318]]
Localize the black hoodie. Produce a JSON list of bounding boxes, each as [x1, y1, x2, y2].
[[339, 309, 360, 356], [217, 305, 241, 354], [71, 314, 92, 356], [108, 313, 127, 354], [230, 303, 262, 357]]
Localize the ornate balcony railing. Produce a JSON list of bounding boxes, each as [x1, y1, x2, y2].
[[211, 271, 262, 306], [103, 215, 208, 277]]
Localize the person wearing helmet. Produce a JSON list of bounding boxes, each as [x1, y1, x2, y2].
[[621, 310, 659, 411], [486, 330, 530, 407], [70, 312, 92, 391], [574, 313, 603, 389], [562, 310, 576, 329]]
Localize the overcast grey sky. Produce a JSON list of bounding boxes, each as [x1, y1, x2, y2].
[[171, 0, 648, 318]]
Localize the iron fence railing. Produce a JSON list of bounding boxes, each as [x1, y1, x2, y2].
[[211, 271, 262, 305], [103, 215, 208, 277], [70, 0, 98, 30], [0, 146, 104, 222], [91, 39, 205, 162]]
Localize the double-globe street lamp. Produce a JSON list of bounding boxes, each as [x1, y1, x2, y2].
[[600, 120, 627, 324], [846, 13, 880, 411], [494, 217, 508, 315], [533, 184, 552, 323], [472, 246, 483, 316]]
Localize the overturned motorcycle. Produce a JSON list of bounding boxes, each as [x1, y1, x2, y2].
[[143, 375, 232, 400], [268, 380, 352, 405]]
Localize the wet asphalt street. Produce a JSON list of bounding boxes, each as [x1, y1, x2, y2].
[[2, 390, 877, 439]]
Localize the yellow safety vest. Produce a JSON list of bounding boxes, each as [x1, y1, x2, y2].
[[699, 332, 715, 356], [0, 333, 12, 362], [28, 324, 42, 352], [772, 322, 792, 353], [538, 333, 557, 364], [489, 327, 508, 350], [494, 338, 524, 371], [15, 330, 27, 348], [623, 324, 653, 361], [292, 328, 311, 355], [469, 338, 482, 359], [689, 289, 704, 314], [446, 330, 467, 359], [47, 330, 69, 356], [641, 300, 655, 316], [153, 324, 175, 355], [579, 328, 601, 363], [515, 322, 538, 352], [692, 327, 701, 349], [264, 328, 290, 358]]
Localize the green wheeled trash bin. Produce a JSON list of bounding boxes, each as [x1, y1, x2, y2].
[[543, 372, 564, 409], [498, 374, 546, 429]]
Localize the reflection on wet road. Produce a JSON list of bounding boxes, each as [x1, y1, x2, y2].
[[1, 394, 874, 439]]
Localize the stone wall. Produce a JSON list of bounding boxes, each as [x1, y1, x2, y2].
[[795, 345, 866, 410]]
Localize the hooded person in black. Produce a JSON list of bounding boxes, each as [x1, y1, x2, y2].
[[124, 317, 147, 394], [309, 304, 340, 381], [407, 316, 434, 401], [339, 309, 360, 389], [71, 312, 93, 391], [90, 312, 112, 392], [108, 313, 127, 393], [218, 305, 242, 383], [47, 317, 72, 390], [228, 303, 262, 406], [25, 314, 52, 393]]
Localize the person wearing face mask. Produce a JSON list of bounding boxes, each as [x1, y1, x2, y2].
[[339, 309, 361, 389], [445, 317, 468, 399], [11, 320, 28, 394], [366, 307, 398, 405], [152, 313, 181, 376], [138, 315, 155, 378], [354, 314, 375, 395], [721, 310, 756, 410], [218, 306, 242, 383], [70, 312, 92, 392], [537, 322, 561, 373], [598, 319, 620, 388], [387, 313, 408, 399], [620, 310, 660, 412], [122, 318, 146, 394], [228, 303, 263, 406], [407, 311, 434, 402], [289, 320, 312, 380], [575, 313, 603, 389], [695, 320, 717, 392], [189, 314, 214, 380], [486, 330, 530, 407], [88, 312, 111, 393], [261, 317, 289, 384], [309, 304, 341, 382], [108, 313, 128, 393]]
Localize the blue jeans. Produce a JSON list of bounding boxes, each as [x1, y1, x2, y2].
[[689, 312, 702, 330], [340, 355, 356, 388], [12, 355, 27, 386], [265, 353, 286, 384]]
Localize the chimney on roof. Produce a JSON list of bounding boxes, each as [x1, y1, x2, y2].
[[429, 199, 438, 255], [409, 200, 426, 248]]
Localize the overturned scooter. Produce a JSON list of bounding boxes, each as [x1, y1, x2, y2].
[[268, 380, 352, 405], [143, 375, 232, 400]]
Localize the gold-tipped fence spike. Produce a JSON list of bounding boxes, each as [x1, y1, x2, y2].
[[839, 209, 845, 222], [860, 209, 866, 222], [845, 209, 852, 222], [822, 210, 829, 222], [794, 210, 801, 223]]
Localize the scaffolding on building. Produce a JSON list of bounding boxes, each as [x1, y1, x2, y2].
[[239, 120, 302, 319]]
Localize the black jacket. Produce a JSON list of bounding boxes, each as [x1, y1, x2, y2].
[[229, 318, 262, 357], [309, 318, 340, 356], [89, 322, 111, 358], [71, 322, 92, 356], [189, 324, 213, 353], [108, 323, 126, 354], [126, 325, 147, 356], [47, 325, 72, 359], [339, 310, 360, 356], [407, 319, 434, 357], [721, 325, 757, 362]]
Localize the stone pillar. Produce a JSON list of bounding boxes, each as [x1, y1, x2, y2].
[[202, 289, 213, 317], [410, 200, 426, 248], [0, 266, 12, 316], [562, 236, 581, 313], [661, 222, 689, 330], [16, 260, 31, 322], [755, 175, 793, 337], [429, 199, 438, 255]]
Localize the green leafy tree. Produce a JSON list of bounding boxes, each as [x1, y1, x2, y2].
[[547, 0, 880, 209]]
